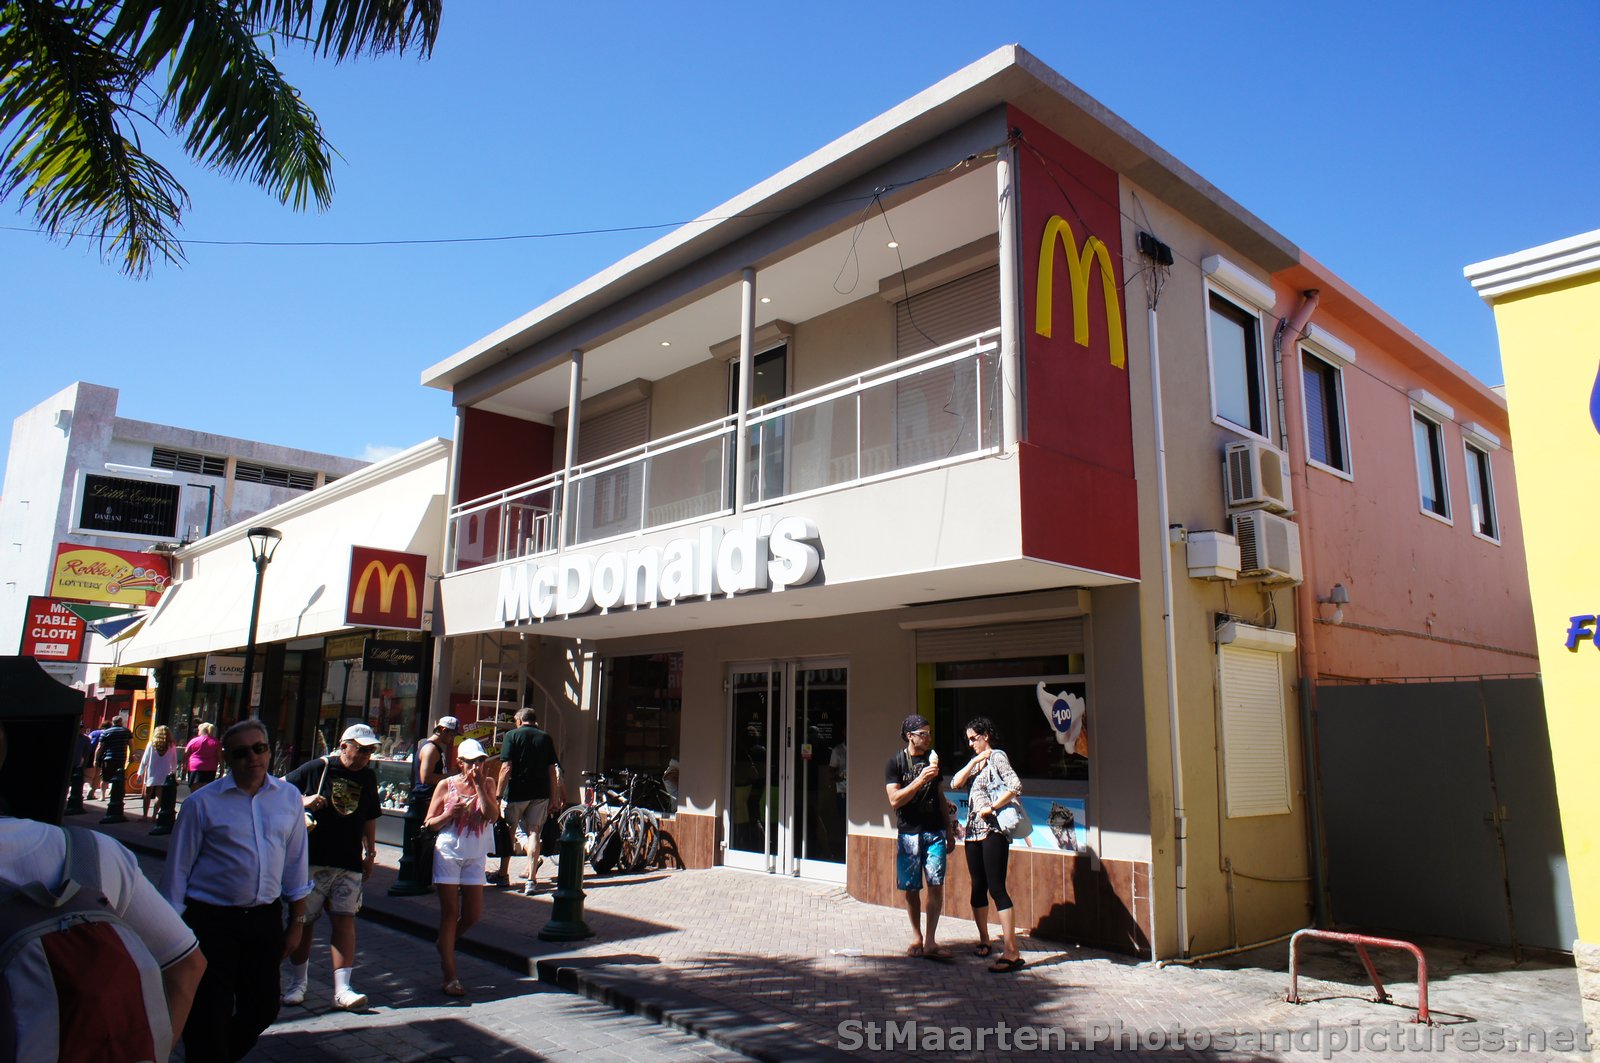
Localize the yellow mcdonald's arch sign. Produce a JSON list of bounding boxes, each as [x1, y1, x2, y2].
[[352, 559, 419, 619], [1035, 214, 1126, 369]]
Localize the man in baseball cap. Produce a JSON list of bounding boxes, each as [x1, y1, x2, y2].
[[280, 722, 382, 1009]]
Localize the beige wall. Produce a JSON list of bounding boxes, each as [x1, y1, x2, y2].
[[1121, 184, 1313, 956]]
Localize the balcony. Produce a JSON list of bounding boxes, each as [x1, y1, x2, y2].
[[447, 328, 1000, 571]]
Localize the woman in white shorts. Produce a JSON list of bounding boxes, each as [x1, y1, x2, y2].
[[424, 738, 499, 997]]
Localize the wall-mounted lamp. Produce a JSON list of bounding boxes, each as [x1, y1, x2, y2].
[[1318, 582, 1350, 625]]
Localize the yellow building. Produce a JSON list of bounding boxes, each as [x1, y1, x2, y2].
[[1467, 229, 1600, 1036]]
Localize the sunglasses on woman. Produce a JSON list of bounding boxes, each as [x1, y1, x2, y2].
[[227, 741, 270, 761]]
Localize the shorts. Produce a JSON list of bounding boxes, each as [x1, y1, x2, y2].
[[504, 799, 550, 849], [302, 867, 363, 918], [433, 851, 487, 886], [896, 830, 949, 891]]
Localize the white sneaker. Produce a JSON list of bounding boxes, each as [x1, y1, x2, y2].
[[332, 987, 368, 1011], [281, 980, 307, 1006]]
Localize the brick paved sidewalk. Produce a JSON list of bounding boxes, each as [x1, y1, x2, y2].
[[84, 803, 1588, 1061]]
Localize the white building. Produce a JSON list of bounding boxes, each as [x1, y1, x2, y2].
[[1, 381, 366, 686]]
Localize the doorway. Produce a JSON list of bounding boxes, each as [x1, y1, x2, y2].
[[725, 659, 848, 881]]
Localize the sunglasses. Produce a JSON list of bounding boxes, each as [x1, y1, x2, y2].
[[907, 730, 931, 739], [227, 741, 270, 761]]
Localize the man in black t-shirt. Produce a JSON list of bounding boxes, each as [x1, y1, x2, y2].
[[94, 714, 134, 783], [884, 713, 955, 959], [280, 723, 381, 1010], [497, 708, 565, 894]]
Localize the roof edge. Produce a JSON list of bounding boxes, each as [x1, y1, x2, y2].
[[1465, 228, 1600, 302]]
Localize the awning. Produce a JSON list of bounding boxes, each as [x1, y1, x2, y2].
[[117, 440, 448, 667], [64, 603, 141, 625], [92, 613, 145, 639]]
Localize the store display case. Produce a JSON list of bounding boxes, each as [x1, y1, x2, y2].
[[371, 756, 414, 847]]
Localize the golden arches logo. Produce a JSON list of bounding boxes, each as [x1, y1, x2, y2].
[[353, 560, 418, 619], [1035, 214, 1125, 369]]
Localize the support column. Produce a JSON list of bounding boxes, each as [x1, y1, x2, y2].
[[734, 268, 756, 511], [559, 349, 583, 550], [996, 144, 1023, 450]]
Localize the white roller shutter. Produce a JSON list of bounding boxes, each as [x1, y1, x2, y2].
[[1218, 644, 1291, 817], [915, 619, 1085, 662]]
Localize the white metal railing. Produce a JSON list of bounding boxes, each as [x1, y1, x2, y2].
[[446, 329, 1000, 570]]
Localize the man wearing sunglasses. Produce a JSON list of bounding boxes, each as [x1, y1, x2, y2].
[[884, 714, 956, 960], [159, 720, 311, 1063]]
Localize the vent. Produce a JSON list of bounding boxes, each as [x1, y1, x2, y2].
[[1225, 440, 1293, 513], [235, 462, 317, 491], [1231, 509, 1303, 584], [151, 447, 225, 477]]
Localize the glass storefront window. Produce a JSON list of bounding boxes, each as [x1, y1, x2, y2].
[[930, 654, 1088, 781], [598, 653, 683, 782]]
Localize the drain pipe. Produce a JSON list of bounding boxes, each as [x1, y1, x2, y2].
[[1146, 295, 1188, 959], [1272, 291, 1332, 929]]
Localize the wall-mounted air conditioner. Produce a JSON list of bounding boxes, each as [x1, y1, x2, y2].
[[1231, 509, 1303, 584], [1225, 440, 1293, 513]]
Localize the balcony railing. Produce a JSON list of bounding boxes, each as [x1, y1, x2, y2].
[[447, 328, 1000, 570]]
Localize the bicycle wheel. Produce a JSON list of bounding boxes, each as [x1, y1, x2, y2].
[[615, 807, 650, 872], [557, 804, 603, 864]]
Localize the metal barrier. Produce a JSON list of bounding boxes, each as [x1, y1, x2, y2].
[[1286, 928, 1432, 1024]]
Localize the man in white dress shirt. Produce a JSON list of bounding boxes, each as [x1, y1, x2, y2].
[[159, 719, 311, 1062]]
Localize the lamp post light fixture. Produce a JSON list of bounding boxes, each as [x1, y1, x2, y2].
[[239, 526, 282, 719]]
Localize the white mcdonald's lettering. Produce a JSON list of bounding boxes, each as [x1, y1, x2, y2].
[[498, 516, 821, 623], [1035, 213, 1125, 369], [353, 560, 419, 618]]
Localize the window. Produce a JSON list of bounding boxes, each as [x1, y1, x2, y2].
[[598, 653, 681, 810], [151, 447, 225, 477], [234, 461, 317, 491], [929, 654, 1088, 782], [1208, 291, 1267, 436], [1301, 351, 1350, 474], [1412, 410, 1450, 519], [1465, 443, 1498, 540], [1218, 642, 1291, 818]]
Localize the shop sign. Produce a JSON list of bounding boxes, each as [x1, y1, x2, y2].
[[203, 654, 244, 684], [76, 474, 181, 538], [362, 638, 423, 673], [99, 666, 148, 690], [325, 634, 367, 659], [19, 596, 87, 661], [346, 546, 427, 630], [50, 543, 171, 605], [498, 515, 820, 623]]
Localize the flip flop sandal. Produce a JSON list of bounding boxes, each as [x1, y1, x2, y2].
[[442, 979, 466, 997], [905, 944, 924, 958], [974, 944, 993, 957], [988, 957, 1026, 973], [924, 946, 955, 961]]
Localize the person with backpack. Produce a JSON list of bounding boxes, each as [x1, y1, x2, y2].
[[93, 713, 134, 791], [0, 719, 208, 1062], [278, 724, 382, 1011], [159, 719, 311, 1062]]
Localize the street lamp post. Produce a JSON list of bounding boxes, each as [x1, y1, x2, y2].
[[239, 527, 282, 720]]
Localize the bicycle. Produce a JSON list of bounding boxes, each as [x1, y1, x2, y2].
[[557, 769, 670, 874]]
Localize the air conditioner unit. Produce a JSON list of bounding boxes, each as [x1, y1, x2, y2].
[[1230, 509, 1303, 584], [1225, 440, 1293, 513]]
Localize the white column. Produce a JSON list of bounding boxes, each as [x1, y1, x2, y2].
[[558, 349, 583, 551], [734, 267, 756, 511], [996, 144, 1022, 450]]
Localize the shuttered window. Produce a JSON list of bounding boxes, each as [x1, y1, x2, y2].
[[1218, 644, 1291, 817], [916, 618, 1085, 662], [576, 400, 649, 464], [895, 266, 1001, 359]]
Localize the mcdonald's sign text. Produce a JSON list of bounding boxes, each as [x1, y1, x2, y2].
[[346, 547, 428, 629]]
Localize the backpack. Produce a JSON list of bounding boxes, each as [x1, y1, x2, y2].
[[0, 826, 171, 1063]]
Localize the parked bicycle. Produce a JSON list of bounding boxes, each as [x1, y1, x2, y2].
[[557, 768, 671, 874]]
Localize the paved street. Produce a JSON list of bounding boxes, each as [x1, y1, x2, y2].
[[132, 853, 743, 1063]]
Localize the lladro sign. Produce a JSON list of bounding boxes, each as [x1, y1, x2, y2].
[[498, 516, 820, 623]]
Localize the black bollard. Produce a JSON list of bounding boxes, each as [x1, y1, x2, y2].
[[100, 766, 128, 824], [64, 760, 86, 816], [538, 811, 594, 941], [389, 788, 435, 897], [149, 773, 179, 835]]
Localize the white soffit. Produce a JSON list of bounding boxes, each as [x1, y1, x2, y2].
[[1202, 254, 1276, 311], [1465, 228, 1600, 301], [1461, 422, 1502, 451]]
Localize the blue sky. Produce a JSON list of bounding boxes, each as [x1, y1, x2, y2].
[[3, 2, 1596, 474]]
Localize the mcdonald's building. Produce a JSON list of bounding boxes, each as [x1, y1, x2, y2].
[[117, 439, 451, 844], [422, 47, 1545, 959]]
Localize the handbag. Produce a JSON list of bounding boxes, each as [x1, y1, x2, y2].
[[982, 758, 1032, 840]]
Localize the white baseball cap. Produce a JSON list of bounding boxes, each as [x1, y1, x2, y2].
[[341, 723, 380, 747], [436, 715, 461, 732], [457, 737, 488, 762]]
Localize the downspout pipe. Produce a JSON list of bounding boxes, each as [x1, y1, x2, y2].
[[1272, 291, 1332, 928], [1147, 299, 1188, 958]]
